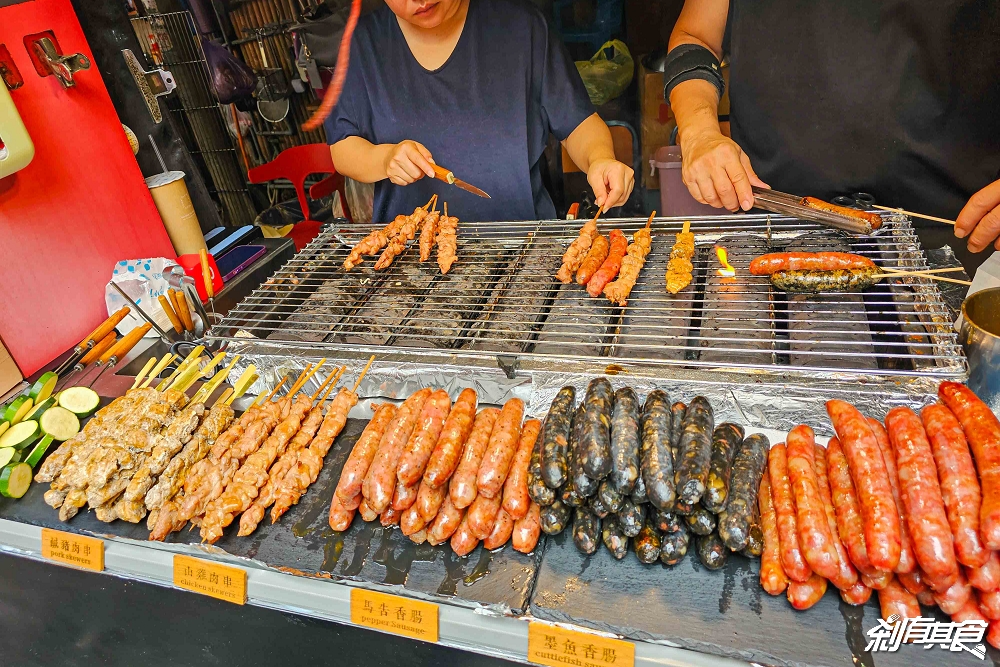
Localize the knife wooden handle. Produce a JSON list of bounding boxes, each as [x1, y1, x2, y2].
[[100, 323, 151, 365], [170, 289, 193, 332], [158, 295, 183, 334], [81, 307, 130, 351], [79, 332, 117, 366], [199, 249, 215, 299], [431, 164, 456, 184]]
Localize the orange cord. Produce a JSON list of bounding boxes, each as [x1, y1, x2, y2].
[[301, 0, 362, 132], [231, 104, 250, 173]]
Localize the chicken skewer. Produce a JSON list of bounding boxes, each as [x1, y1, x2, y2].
[[270, 356, 375, 523], [237, 369, 343, 536], [604, 213, 654, 306], [666, 220, 696, 295], [555, 208, 601, 283], [374, 203, 431, 270], [419, 206, 441, 262]]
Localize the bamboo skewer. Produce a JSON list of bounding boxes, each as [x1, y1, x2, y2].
[[308, 372, 338, 402], [256, 375, 289, 406], [882, 266, 968, 275], [191, 355, 242, 404], [873, 205, 956, 225], [351, 355, 375, 393], [213, 388, 235, 408], [130, 357, 158, 390], [286, 363, 314, 397], [294, 358, 327, 394], [141, 354, 177, 389], [877, 272, 972, 286]]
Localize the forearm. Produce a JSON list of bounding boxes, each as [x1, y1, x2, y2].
[[562, 113, 615, 173], [330, 136, 395, 183], [670, 79, 723, 152]]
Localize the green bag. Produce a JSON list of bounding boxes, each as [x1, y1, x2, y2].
[[575, 40, 634, 106]]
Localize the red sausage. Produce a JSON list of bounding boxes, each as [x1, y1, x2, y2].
[[921, 402, 990, 567], [802, 198, 883, 229], [932, 569, 972, 614], [416, 479, 447, 523], [786, 426, 840, 580], [825, 437, 873, 572], [862, 571, 892, 591], [409, 529, 428, 545], [885, 407, 958, 587], [336, 403, 397, 504], [951, 596, 989, 625], [397, 389, 452, 487], [879, 576, 921, 621], [380, 506, 401, 527], [749, 251, 876, 276], [586, 229, 628, 296], [477, 398, 525, 499], [826, 400, 901, 572], [576, 233, 610, 286], [979, 588, 1000, 620], [400, 503, 427, 536], [391, 480, 419, 512], [483, 507, 515, 550], [813, 444, 859, 591], [427, 496, 465, 544], [358, 496, 379, 522], [939, 382, 1000, 550], [363, 388, 431, 513], [468, 493, 503, 540], [502, 419, 542, 520], [449, 408, 500, 509], [840, 581, 872, 606], [759, 476, 790, 596], [424, 388, 477, 488], [916, 590, 936, 607], [990, 620, 1000, 649], [450, 513, 480, 556], [787, 574, 828, 610], [512, 501, 542, 553], [897, 570, 926, 595], [968, 552, 1000, 592], [329, 493, 356, 532], [867, 418, 917, 575], [769, 444, 813, 582], [341, 491, 362, 511]]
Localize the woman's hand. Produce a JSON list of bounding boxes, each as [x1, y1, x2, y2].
[[956, 179, 1000, 252], [680, 128, 767, 211], [588, 158, 635, 212], [384, 140, 436, 185]]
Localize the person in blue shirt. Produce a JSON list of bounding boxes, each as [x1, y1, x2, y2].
[[327, 0, 635, 223]]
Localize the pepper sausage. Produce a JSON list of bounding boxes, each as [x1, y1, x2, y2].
[[921, 402, 989, 568], [423, 387, 477, 488], [932, 569, 972, 614], [979, 588, 1000, 620], [802, 197, 883, 229], [336, 403, 397, 504], [483, 507, 515, 550], [416, 479, 447, 523], [609, 387, 641, 494], [770, 267, 881, 293], [825, 436, 873, 572], [576, 233, 610, 285], [358, 496, 379, 522], [674, 396, 714, 511], [427, 496, 465, 544], [939, 382, 1000, 551], [363, 388, 431, 513], [718, 433, 769, 551], [879, 576, 921, 620], [640, 389, 675, 510], [449, 408, 500, 509], [580, 378, 614, 479], [749, 251, 877, 275], [450, 513, 480, 557], [769, 444, 813, 583], [541, 387, 575, 489], [867, 417, 917, 575], [787, 574, 828, 611], [586, 229, 628, 296], [759, 476, 790, 596], [813, 444, 859, 591], [477, 398, 525, 499], [826, 400, 901, 572], [400, 503, 427, 536], [503, 419, 541, 520], [786, 425, 840, 580], [391, 480, 419, 512], [329, 493, 356, 532], [468, 492, 503, 540], [380, 506, 401, 527], [885, 407, 959, 587], [704, 423, 745, 513], [840, 581, 872, 606], [512, 501, 541, 553], [397, 389, 452, 486]]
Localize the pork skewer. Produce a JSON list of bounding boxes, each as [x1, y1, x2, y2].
[[374, 207, 429, 270], [604, 213, 654, 305], [436, 202, 459, 274], [343, 196, 435, 270], [666, 219, 695, 295], [555, 209, 601, 283]]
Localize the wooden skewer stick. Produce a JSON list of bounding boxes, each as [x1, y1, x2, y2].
[[309, 372, 338, 402], [191, 355, 242, 404], [645, 211, 655, 230], [131, 357, 159, 390], [873, 205, 956, 225], [143, 354, 177, 389], [881, 266, 967, 275], [213, 387, 234, 408], [225, 373, 258, 406], [351, 355, 376, 394], [285, 363, 313, 396], [257, 375, 289, 406], [317, 376, 340, 407], [422, 195, 436, 211], [878, 272, 972, 286], [160, 345, 206, 391], [292, 358, 327, 395]]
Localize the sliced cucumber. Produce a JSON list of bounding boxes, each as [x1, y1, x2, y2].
[[0, 422, 7, 440], [25, 434, 53, 469], [58, 386, 100, 417], [0, 447, 20, 468], [2, 396, 34, 425], [0, 462, 32, 498], [28, 372, 58, 403], [0, 420, 38, 450], [39, 406, 80, 441], [23, 396, 56, 423]]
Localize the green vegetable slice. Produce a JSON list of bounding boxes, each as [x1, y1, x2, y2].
[[0, 420, 39, 450], [58, 387, 100, 417], [23, 396, 56, 423], [0, 462, 32, 498], [0, 422, 8, 440], [0, 447, 20, 468], [28, 372, 58, 403], [2, 396, 34, 425], [39, 407, 80, 441], [25, 435, 53, 469]]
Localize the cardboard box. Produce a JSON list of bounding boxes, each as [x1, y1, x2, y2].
[[638, 57, 676, 190], [0, 335, 23, 398]]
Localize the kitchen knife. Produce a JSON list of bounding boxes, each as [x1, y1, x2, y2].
[[431, 164, 491, 199]]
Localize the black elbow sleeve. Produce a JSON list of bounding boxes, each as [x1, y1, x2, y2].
[[663, 44, 725, 102]]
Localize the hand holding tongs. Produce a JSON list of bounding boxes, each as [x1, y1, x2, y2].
[[752, 186, 883, 235]]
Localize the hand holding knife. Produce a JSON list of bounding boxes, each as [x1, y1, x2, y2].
[[431, 164, 491, 199]]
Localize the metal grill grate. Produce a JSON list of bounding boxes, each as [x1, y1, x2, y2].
[[210, 215, 967, 382]]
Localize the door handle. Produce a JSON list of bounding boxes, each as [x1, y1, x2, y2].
[[0, 78, 34, 178]]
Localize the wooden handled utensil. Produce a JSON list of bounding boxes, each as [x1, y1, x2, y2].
[[86, 323, 152, 388], [53, 306, 131, 376]]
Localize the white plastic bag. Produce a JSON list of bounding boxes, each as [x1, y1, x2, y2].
[[105, 258, 180, 336]]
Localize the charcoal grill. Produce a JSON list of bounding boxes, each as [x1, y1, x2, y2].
[[209, 214, 967, 386]]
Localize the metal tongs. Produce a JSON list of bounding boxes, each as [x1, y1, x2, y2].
[[752, 186, 875, 235]]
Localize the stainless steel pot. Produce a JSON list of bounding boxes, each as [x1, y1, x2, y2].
[[961, 287, 1000, 413]]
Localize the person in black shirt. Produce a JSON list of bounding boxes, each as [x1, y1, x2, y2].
[[665, 0, 1000, 263]]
